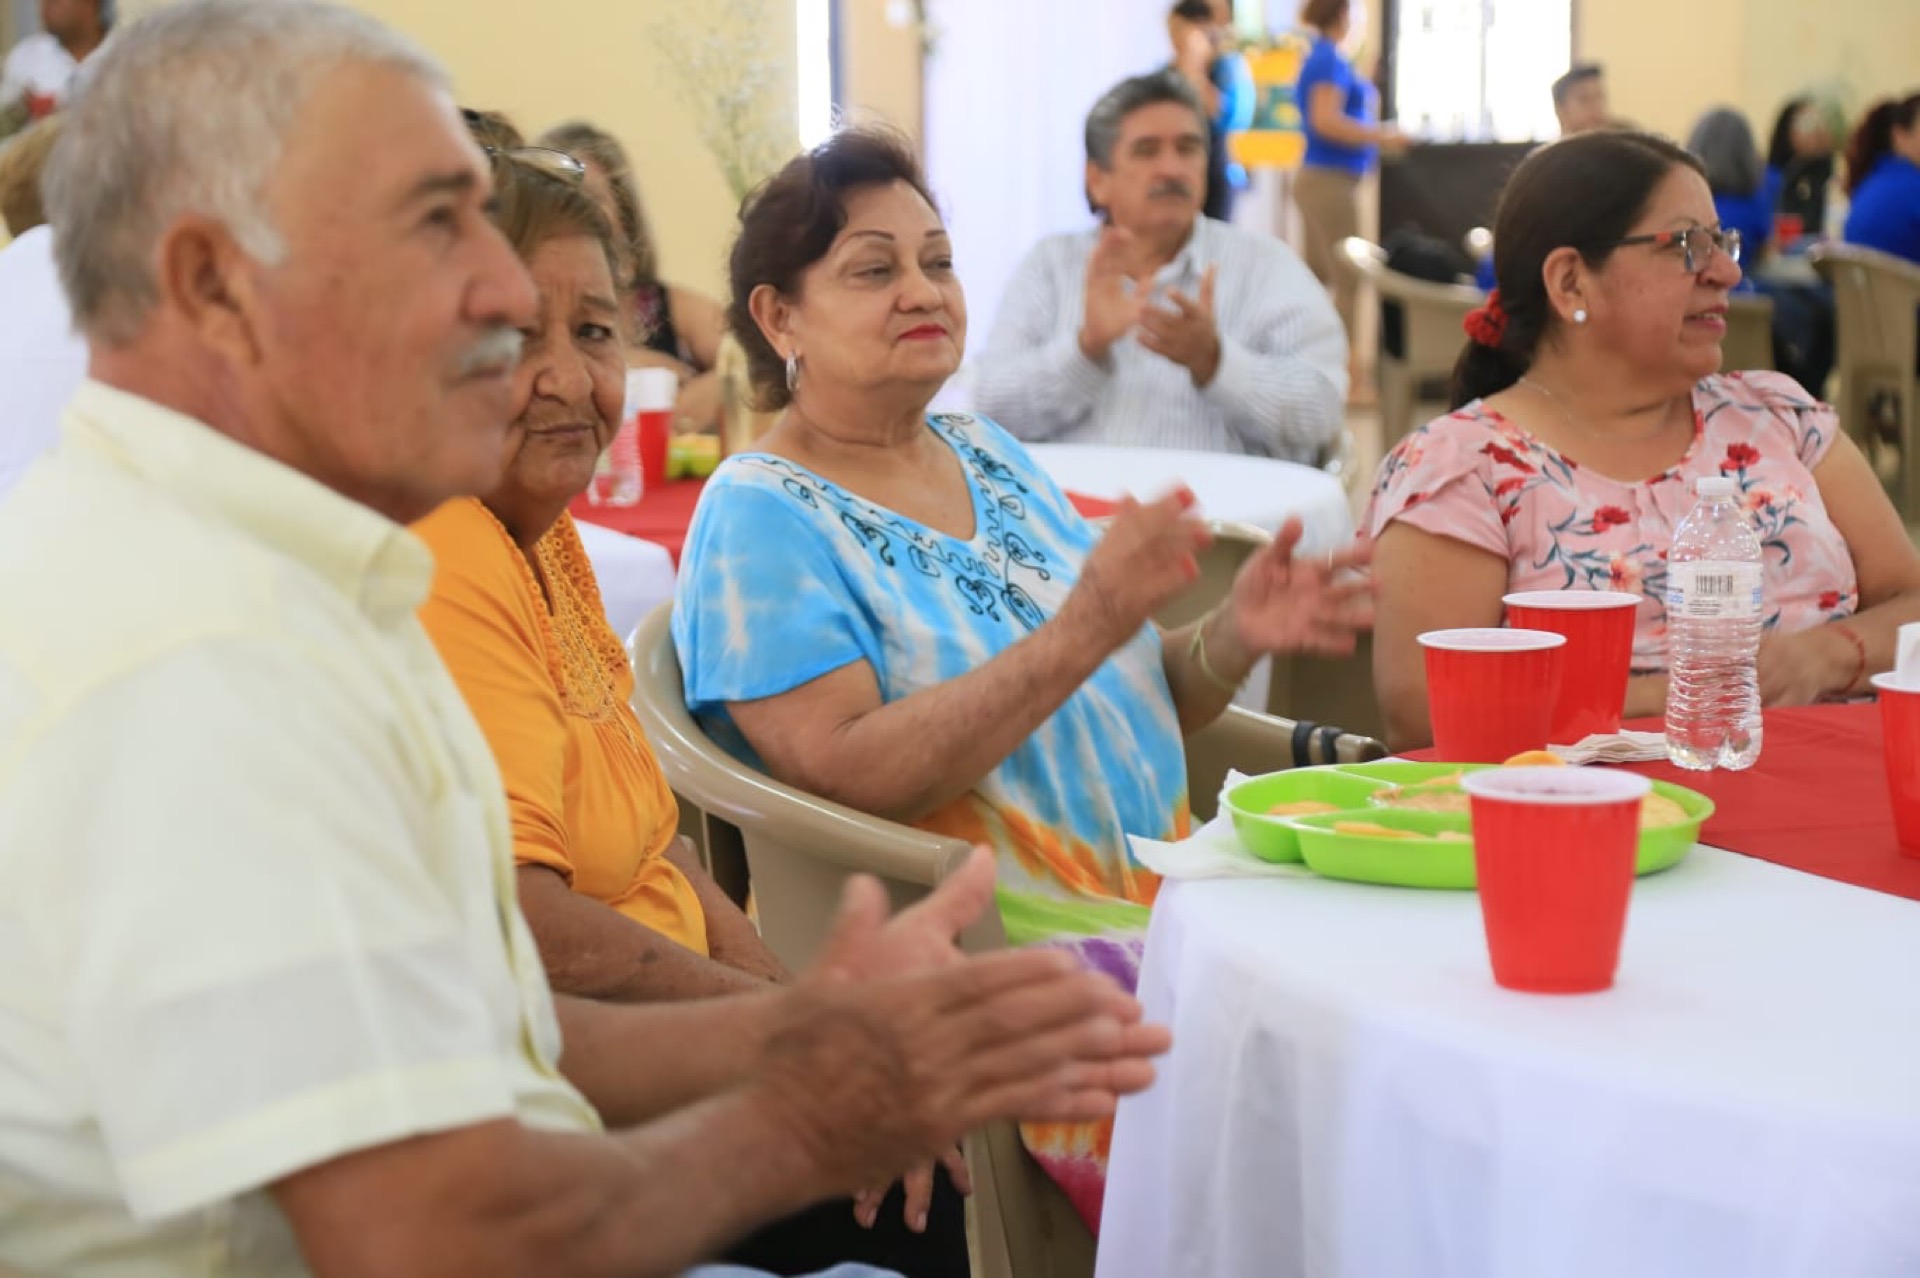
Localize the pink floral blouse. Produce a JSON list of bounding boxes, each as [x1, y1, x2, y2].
[[1365, 371, 1859, 674]]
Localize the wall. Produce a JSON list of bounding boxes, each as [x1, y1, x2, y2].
[[838, 0, 923, 140], [336, 0, 795, 298], [108, 0, 791, 297], [1581, 0, 1920, 144]]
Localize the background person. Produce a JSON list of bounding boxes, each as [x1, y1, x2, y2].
[[540, 118, 727, 433], [1292, 0, 1406, 376], [975, 71, 1347, 460]]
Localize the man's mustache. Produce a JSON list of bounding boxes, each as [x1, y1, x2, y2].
[[1148, 179, 1193, 199], [456, 327, 525, 378]]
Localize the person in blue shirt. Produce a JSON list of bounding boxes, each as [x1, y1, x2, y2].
[[1687, 105, 1835, 393], [1688, 107, 1773, 267], [1843, 92, 1920, 267], [1292, 0, 1405, 373], [1168, 0, 1254, 222]]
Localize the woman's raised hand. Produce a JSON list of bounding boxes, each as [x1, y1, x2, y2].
[[1062, 489, 1211, 652], [1222, 518, 1375, 657]]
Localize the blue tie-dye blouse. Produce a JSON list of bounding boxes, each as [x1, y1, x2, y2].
[[671, 412, 1187, 944]]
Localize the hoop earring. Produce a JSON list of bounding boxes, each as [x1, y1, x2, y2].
[[1572, 308, 1589, 324], [785, 352, 800, 392]]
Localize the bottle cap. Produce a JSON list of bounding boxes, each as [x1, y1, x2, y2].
[[1694, 476, 1737, 499]]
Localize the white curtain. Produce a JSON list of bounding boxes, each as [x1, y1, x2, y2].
[[924, 0, 1174, 410]]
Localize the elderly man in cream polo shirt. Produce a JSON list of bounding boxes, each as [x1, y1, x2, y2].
[[0, 4, 1168, 1275]]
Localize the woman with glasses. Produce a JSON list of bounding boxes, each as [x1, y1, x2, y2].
[[1361, 130, 1920, 751]]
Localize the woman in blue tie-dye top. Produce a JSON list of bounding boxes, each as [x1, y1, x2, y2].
[[672, 127, 1371, 1232]]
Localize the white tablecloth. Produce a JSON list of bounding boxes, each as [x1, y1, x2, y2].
[[1026, 444, 1355, 552], [575, 520, 677, 643], [1097, 850, 1920, 1278]]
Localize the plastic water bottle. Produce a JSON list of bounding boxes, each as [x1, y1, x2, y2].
[[586, 417, 643, 507], [1664, 476, 1764, 770], [587, 369, 673, 507]]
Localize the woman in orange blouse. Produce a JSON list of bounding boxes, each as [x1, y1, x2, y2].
[[415, 148, 787, 1003]]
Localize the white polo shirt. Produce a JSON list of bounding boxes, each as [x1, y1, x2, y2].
[[0, 381, 600, 1275]]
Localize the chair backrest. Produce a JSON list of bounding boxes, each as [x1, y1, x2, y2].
[[1810, 242, 1920, 376], [1339, 235, 1485, 378], [1155, 518, 1270, 629], [1722, 292, 1775, 373]]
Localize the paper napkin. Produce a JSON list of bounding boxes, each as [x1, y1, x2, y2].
[[1546, 730, 1669, 764]]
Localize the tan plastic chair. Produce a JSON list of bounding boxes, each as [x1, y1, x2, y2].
[[1809, 242, 1920, 513], [1722, 292, 1775, 373], [1154, 518, 1271, 630], [1337, 236, 1486, 449], [626, 604, 1383, 1278]]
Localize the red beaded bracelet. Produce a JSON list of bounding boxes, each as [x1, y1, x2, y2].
[[1833, 621, 1868, 693]]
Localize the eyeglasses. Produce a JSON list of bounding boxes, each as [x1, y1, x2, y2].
[[1602, 225, 1742, 274], [482, 144, 587, 186]]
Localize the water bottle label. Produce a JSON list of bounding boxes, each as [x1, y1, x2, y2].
[[1666, 562, 1762, 620]]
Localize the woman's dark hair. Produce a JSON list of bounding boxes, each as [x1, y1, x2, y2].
[[1300, 0, 1349, 32], [1766, 96, 1811, 171], [1686, 107, 1762, 198], [1843, 92, 1920, 195], [728, 126, 939, 411], [1449, 130, 1704, 409]]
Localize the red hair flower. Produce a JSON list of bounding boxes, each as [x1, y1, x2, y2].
[[1463, 289, 1508, 347]]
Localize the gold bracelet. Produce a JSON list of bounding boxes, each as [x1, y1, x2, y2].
[[1187, 606, 1244, 694]]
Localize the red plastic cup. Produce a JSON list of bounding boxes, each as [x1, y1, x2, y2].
[[1503, 590, 1641, 745], [1775, 213, 1804, 245], [1418, 628, 1566, 762], [624, 368, 678, 491], [636, 409, 672, 488], [1871, 673, 1920, 858], [1462, 767, 1651, 993]]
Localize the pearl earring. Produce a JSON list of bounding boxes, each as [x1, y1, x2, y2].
[[785, 352, 801, 392], [1573, 308, 1589, 324]]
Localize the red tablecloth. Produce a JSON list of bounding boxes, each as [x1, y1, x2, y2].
[[1612, 703, 1920, 902], [572, 482, 1118, 565], [571, 481, 708, 564]]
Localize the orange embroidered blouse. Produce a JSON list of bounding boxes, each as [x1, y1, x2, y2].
[[415, 499, 708, 955]]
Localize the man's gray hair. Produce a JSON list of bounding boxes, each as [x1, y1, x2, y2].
[[1083, 70, 1206, 171], [41, 0, 448, 345]]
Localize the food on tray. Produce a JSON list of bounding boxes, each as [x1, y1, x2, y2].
[[1331, 821, 1472, 842], [1639, 792, 1690, 828], [1372, 780, 1693, 829], [1266, 799, 1342, 816]]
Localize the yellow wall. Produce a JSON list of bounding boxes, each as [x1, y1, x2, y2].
[[1582, 0, 1920, 143], [838, 0, 924, 141], [110, 0, 794, 295], [345, 0, 794, 298]]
